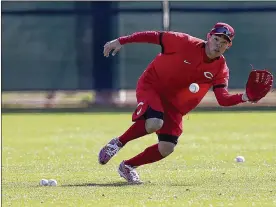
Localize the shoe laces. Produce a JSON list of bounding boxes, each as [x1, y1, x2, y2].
[[124, 165, 139, 181], [105, 143, 121, 157]]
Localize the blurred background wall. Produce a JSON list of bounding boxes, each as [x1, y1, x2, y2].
[[2, 1, 276, 108]]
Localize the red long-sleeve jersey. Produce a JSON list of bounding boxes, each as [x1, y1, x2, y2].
[[119, 31, 245, 114]]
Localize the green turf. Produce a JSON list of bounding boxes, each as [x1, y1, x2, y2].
[[2, 112, 276, 207]]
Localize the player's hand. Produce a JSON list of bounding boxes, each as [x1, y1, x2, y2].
[[103, 39, 122, 57], [242, 93, 250, 102]]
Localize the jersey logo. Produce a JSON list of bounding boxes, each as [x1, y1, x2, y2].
[[204, 72, 213, 80], [184, 60, 191, 64], [136, 102, 144, 115]]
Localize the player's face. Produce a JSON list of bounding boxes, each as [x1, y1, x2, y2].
[[207, 35, 230, 58]]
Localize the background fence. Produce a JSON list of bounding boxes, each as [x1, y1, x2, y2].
[[2, 1, 276, 108]]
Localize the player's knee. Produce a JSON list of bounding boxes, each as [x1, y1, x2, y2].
[[145, 118, 163, 133], [158, 141, 176, 157]]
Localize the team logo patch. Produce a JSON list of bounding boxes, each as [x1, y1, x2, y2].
[[204, 72, 214, 80], [136, 102, 144, 115], [132, 102, 148, 121]]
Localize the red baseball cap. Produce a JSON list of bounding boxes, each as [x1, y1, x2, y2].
[[210, 22, 235, 42]]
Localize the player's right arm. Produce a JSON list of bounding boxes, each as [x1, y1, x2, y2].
[[103, 31, 188, 57]]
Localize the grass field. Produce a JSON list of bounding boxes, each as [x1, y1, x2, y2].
[[2, 111, 276, 207]]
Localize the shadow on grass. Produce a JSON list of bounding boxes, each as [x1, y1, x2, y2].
[[62, 181, 193, 187], [168, 183, 194, 188], [62, 181, 143, 187]]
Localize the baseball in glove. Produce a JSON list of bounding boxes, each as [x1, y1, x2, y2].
[[244, 65, 273, 102]]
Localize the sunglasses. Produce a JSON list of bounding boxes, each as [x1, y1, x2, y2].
[[211, 27, 234, 39]]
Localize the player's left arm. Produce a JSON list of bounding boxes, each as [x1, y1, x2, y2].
[[213, 62, 246, 107], [213, 87, 246, 107], [213, 62, 273, 106]]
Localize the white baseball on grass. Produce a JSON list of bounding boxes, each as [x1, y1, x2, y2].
[[39, 179, 49, 186], [189, 83, 200, 93], [48, 179, 58, 186], [235, 156, 245, 163]]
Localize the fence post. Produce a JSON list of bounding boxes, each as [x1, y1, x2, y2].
[[91, 2, 117, 104]]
